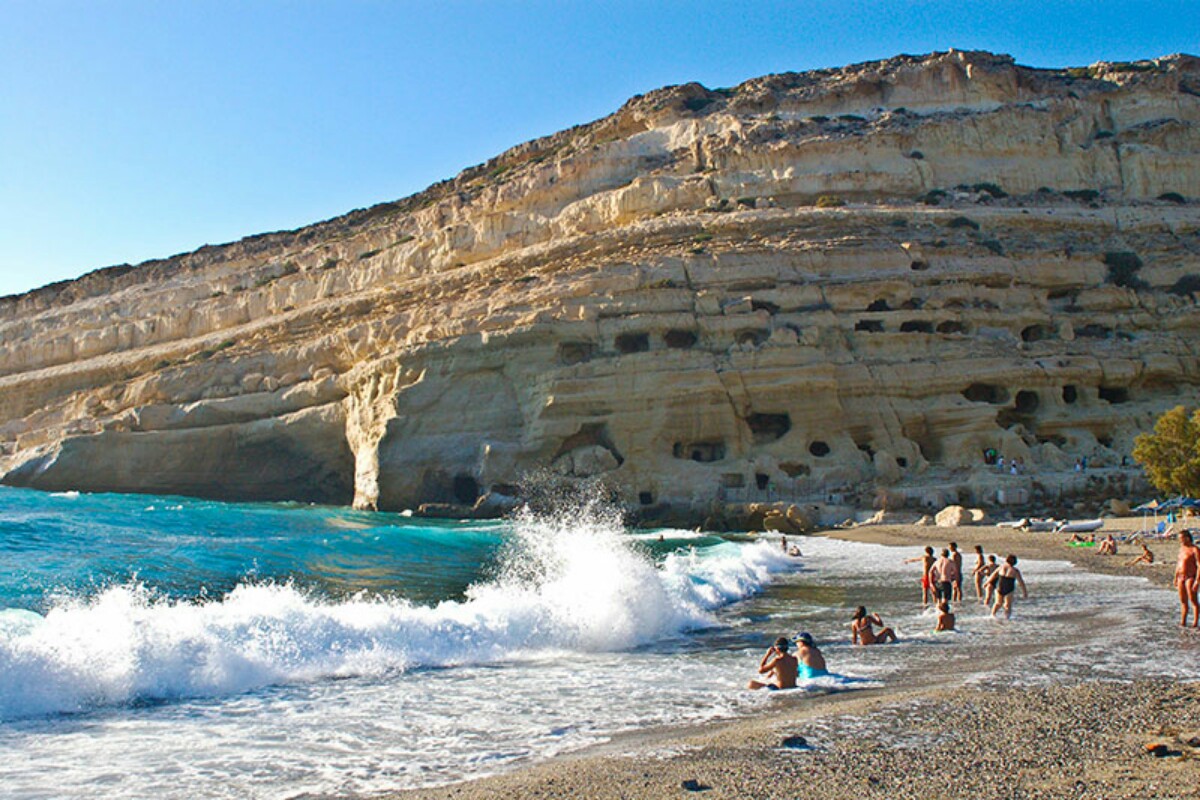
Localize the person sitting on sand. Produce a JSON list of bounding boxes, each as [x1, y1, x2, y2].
[[851, 606, 898, 644], [934, 600, 955, 632], [986, 555, 1028, 619], [1097, 534, 1118, 556], [1174, 531, 1200, 627], [747, 636, 799, 690], [793, 632, 828, 679], [1126, 542, 1155, 566], [904, 546, 936, 607]]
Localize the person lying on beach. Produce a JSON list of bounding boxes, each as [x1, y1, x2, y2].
[[793, 631, 828, 679], [1125, 542, 1155, 566], [1174, 531, 1200, 627], [747, 636, 798, 690], [851, 606, 897, 644], [904, 546, 936, 606], [1066, 532, 1095, 545], [986, 555, 1028, 619], [934, 600, 955, 632]]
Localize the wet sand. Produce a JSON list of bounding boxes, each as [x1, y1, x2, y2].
[[385, 517, 1199, 800]]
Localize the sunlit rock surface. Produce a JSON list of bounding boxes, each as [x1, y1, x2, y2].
[[2, 51, 1198, 516]]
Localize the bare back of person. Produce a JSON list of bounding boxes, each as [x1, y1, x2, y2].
[[748, 638, 799, 690]]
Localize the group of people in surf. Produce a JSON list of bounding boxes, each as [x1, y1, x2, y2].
[[751, 528, 1200, 691], [748, 541, 1027, 691], [907, 542, 1028, 621]]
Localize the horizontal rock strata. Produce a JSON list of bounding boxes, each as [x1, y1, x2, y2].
[[2, 50, 1198, 517]]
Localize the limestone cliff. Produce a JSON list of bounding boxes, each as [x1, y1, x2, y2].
[[2, 50, 1198, 519]]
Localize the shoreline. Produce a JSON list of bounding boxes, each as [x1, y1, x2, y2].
[[384, 517, 1197, 800]]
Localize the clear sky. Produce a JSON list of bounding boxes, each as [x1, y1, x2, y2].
[[2, 1, 1196, 297]]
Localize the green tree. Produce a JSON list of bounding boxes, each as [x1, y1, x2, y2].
[[1132, 405, 1200, 497]]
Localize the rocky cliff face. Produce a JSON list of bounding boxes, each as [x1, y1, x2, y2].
[[2, 51, 1198, 519]]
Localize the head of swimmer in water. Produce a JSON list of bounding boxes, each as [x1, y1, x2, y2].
[[941, 548, 950, 558], [949, 542, 958, 551], [773, 636, 790, 652], [987, 555, 997, 564], [974, 544, 984, 555], [1006, 554, 1018, 566], [924, 546, 933, 556], [852, 606, 867, 620], [937, 600, 950, 612]]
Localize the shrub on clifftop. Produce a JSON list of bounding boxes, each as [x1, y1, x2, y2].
[[1132, 406, 1200, 498]]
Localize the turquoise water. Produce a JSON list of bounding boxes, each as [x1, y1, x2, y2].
[[2, 485, 1196, 799]]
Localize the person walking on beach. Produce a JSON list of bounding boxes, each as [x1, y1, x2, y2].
[[747, 636, 798, 690], [929, 548, 960, 604], [904, 546, 936, 606], [986, 555, 1028, 619], [851, 606, 898, 644], [949, 542, 964, 602], [1174, 531, 1200, 627], [934, 600, 955, 632], [793, 632, 828, 678], [971, 545, 988, 601]]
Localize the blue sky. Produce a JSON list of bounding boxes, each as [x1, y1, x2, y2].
[[2, 1, 1196, 297]]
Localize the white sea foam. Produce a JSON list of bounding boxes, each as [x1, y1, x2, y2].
[[0, 504, 793, 721]]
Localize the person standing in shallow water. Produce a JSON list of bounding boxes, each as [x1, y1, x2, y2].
[[1174, 531, 1200, 627], [747, 637, 798, 690], [986, 555, 1028, 619], [971, 544, 987, 601], [904, 546, 936, 607], [949, 542, 964, 602]]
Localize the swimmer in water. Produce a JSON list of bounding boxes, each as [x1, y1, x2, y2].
[[980, 554, 999, 606], [971, 545, 987, 601]]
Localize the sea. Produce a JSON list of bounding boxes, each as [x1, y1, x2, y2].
[[1, 484, 1197, 799]]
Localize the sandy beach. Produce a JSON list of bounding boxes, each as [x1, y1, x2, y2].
[[388, 517, 1200, 800]]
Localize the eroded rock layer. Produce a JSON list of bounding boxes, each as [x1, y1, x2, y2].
[[2, 51, 1198, 517]]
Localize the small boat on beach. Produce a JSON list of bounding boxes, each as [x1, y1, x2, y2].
[[996, 518, 1059, 532], [1056, 519, 1104, 534]]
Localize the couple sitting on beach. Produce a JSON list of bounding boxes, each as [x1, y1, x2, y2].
[[747, 632, 828, 690]]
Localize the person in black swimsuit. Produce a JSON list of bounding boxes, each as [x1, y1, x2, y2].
[[986, 554, 1028, 619]]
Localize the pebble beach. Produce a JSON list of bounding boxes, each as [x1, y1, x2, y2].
[[389, 517, 1200, 800]]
